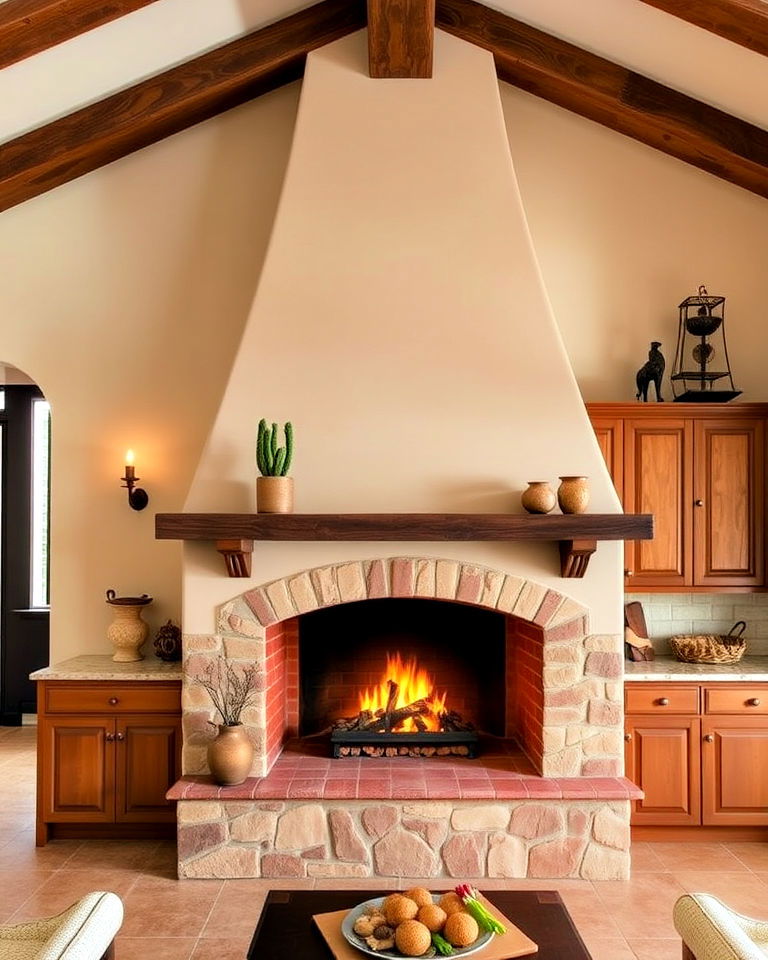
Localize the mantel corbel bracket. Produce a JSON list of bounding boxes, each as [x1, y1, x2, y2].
[[215, 539, 254, 578], [559, 539, 598, 578]]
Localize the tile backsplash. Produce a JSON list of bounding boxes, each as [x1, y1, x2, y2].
[[625, 593, 768, 657]]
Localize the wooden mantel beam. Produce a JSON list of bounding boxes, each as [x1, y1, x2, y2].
[[636, 0, 768, 59], [436, 0, 768, 200], [0, 0, 162, 70], [0, 0, 366, 214], [368, 0, 435, 78]]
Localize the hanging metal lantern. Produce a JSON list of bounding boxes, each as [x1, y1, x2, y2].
[[671, 285, 741, 402]]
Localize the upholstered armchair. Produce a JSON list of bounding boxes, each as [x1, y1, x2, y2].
[[0, 892, 123, 960], [674, 893, 768, 960]]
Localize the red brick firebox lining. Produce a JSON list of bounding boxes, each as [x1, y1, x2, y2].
[[167, 741, 642, 802]]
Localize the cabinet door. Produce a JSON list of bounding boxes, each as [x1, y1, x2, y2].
[[591, 416, 624, 501], [40, 717, 115, 822], [624, 419, 693, 587], [625, 716, 701, 825], [115, 716, 181, 822], [702, 717, 768, 825], [693, 419, 765, 587]]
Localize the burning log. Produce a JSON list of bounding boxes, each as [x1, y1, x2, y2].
[[360, 698, 431, 732]]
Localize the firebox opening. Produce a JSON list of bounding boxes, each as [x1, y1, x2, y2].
[[298, 598, 508, 739]]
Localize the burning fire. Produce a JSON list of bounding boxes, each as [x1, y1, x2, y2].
[[359, 653, 447, 732]]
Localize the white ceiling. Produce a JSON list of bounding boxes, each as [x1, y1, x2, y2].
[[0, 0, 766, 144]]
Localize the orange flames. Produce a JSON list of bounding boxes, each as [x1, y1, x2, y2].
[[359, 653, 447, 732]]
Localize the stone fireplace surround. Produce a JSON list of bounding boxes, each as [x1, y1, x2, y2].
[[170, 556, 640, 881]]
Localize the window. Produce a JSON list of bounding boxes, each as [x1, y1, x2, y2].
[[30, 399, 50, 608]]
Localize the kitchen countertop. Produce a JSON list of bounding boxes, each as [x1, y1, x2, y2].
[[625, 655, 768, 682], [30, 654, 182, 681]]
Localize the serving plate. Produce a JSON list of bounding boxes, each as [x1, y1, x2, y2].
[[341, 895, 494, 959]]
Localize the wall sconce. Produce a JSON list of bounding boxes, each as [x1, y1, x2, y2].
[[121, 449, 149, 511]]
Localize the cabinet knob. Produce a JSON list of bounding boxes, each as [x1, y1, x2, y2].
[[105, 732, 114, 742], [108, 697, 119, 706], [704, 734, 714, 742], [748, 698, 761, 707], [115, 732, 125, 742], [624, 733, 632, 742], [624, 570, 634, 578], [657, 697, 670, 706], [695, 499, 704, 507]]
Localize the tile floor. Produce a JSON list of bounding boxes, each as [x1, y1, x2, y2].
[[2, 725, 768, 959]]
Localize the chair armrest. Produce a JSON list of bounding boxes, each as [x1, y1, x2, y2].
[[674, 894, 768, 960]]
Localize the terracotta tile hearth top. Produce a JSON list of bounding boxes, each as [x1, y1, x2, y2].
[[168, 741, 642, 802]]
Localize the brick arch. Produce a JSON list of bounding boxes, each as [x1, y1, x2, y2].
[[183, 558, 622, 780], [216, 556, 588, 639]]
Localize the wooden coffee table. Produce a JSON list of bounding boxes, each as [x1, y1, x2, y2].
[[247, 889, 593, 959]]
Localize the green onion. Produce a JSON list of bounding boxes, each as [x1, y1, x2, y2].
[[431, 932, 454, 955], [454, 884, 506, 935]]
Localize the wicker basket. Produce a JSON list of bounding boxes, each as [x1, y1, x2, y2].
[[669, 621, 747, 664]]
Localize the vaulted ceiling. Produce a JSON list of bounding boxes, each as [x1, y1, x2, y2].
[[1, 0, 767, 211]]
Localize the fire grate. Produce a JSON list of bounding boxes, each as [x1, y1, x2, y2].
[[330, 729, 479, 758]]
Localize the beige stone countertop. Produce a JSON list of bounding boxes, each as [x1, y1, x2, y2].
[[30, 654, 182, 681], [625, 656, 768, 682]]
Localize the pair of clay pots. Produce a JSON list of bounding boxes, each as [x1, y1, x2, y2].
[[521, 477, 589, 515]]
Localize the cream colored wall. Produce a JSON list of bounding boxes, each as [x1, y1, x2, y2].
[[500, 85, 768, 401], [0, 84, 300, 660], [3, 30, 768, 660], [182, 30, 624, 637]]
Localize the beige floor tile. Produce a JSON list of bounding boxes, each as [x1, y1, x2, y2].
[[725, 842, 768, 872], [558, 888, 624, 939], [592, 873, 687, 939], [649, 842, 747, 872], [628, 938, 683, 960], [191, 938, 252, 959], [200, 888, 268, 940], [120, 886, 221, 939], [0, 869, 57, 921], [65, 840, 162, 870], [580, 936, 636, 959], [629, 842, 666, 872], [116, 938, 197, 960], [9, 867, 140, 921], [0, 837, 82, 871]]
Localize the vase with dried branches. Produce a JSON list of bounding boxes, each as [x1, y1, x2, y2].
[[195, 660, 259, 786]]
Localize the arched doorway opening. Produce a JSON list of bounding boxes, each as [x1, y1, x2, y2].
[[0, 363, 50, 724]]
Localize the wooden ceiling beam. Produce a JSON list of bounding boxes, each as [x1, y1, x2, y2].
[[1, 0, 767, 213], [0, 0, 162, 69], [0, 0, 366, 213], [368, 0, 435, 77], [636, 0, 768, 59], [436, 0, 768, 200]]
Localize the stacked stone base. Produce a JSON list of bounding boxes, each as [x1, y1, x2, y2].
[[178, 798, 631, 880]]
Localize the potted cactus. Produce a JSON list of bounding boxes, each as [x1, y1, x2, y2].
[[256, 419, 294, 513]]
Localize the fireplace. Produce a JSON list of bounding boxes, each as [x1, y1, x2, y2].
[[172, 29, 637, 882], [299, 598, 506, 756]]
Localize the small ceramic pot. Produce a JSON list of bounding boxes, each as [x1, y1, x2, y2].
[[207, 724, 254, 786], [521, 481, 557, 514], [256, 476, 294, 513], [557, 476, 590, 514], [106, 590, 152, 662]]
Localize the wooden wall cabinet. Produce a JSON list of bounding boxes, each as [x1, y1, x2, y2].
[[37, 680, 181, 845], [588, 403, 767, 591], [625, 681, 768, 827]]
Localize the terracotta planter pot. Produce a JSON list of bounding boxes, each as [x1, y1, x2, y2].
[[557, 476, 590, 514], [521, 481, 557, 514], [207, 724, 254, 786], [106, 590, 152, 662], [257, 476, 294, 513]]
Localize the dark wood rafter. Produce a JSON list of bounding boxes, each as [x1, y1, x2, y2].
[[368, 0, 435, 78], [637, 0, 768, 59], [0, 0, 161, 69], [0, 0, 366, 214], [2, 0, 767, 213], [157, 512, 654, 579], [436, 0, 768, 200]]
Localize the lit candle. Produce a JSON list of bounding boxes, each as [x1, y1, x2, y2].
[[125, 449, 136, 481]]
